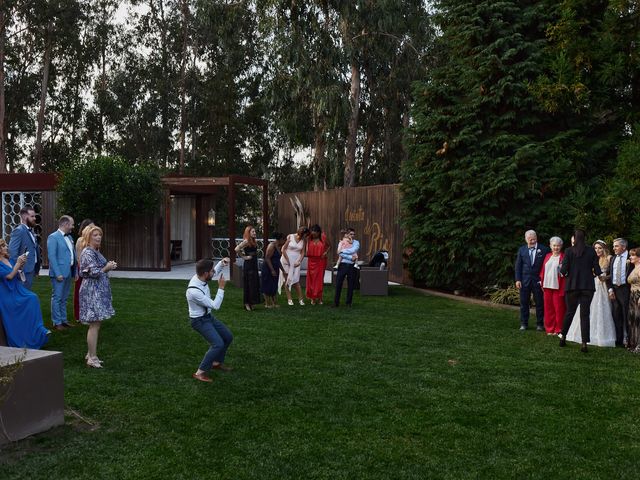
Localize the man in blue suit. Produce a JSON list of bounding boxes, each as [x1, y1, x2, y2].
[[47, 215, 76, 330], [9, 207, 41, 290], [515, 229, 550, 331]]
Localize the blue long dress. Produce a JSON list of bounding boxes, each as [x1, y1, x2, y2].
[[0, 260, 49, 349], [261, 246, 281, 296]]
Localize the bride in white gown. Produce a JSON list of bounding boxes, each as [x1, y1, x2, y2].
[[566, 240, 616, 346]]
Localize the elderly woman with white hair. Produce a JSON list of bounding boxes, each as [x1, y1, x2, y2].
[[539, 236, 566, 335]]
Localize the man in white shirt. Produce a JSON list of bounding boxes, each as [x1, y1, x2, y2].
[[607, 238, 634, 346], [186, 257, 233, 383], [47, 215, 76, 330]]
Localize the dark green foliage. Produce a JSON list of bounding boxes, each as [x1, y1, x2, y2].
[[57, 156, 162, 222], [402, 0, 573, 292], [603, 129, 640, 243]]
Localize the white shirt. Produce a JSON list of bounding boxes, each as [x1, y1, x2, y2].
[[58, 228, 75, 266], [186, 260, 226, 318], [543, 255, 560, 289], [22, 223, 38, 262], [613, 251, 628, 286]]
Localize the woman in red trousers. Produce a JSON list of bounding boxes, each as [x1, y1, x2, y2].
[[540, 236, 566, 335]]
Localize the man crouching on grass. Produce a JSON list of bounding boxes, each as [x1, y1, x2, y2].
[[186, 258, 233, 383]]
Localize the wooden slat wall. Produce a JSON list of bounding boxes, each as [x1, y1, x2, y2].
[[39, 191, 59, 268], [277, 185, 409, 284], [101, 207, 166, 270]]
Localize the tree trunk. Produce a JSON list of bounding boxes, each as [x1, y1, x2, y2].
[[0, 5, 7, 173], [312, 114, 326, 191], [344, 60, 360, 187], [360, 120, 374, 182], [401, 98, 410, 165], [178, 0, 189, 174], [34, 22, 53, 173]]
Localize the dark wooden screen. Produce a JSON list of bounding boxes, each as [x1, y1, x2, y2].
[[277, 185, 409, 284]]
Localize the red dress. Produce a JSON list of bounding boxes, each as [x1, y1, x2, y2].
[[305, 234, 328, 300]]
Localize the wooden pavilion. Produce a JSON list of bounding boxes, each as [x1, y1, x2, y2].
[[0, 173, 268, 272]]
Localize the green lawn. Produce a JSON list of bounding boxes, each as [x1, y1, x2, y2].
[[1, 279, 639, 479]]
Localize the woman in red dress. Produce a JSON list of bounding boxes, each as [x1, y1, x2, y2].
[[305, 224, 331, 305]]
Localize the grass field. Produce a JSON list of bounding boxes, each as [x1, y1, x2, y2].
[[1, 278, 639, 479]]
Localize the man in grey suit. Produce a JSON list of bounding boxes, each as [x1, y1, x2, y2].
[[47, 215, 76, 330], [9, 207, 41, 290], [607, 238, 634, 346]]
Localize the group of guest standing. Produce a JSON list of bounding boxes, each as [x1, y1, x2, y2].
[[236, 224, 359, 310], [516, 228, 640, 354], [0, 207, 116, 368]]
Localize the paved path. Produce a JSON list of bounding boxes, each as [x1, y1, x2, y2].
[[39, 262, 229, 281]]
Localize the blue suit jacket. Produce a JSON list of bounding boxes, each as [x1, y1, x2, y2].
[[8, 224, 40, 274], [47, 230, 75, 279], [515, 243, 550, 286]]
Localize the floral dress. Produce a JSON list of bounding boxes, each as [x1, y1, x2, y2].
[[627, 268, 640, 353], [79, 248, 115, 323]]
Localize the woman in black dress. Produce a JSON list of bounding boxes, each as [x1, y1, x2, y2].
[[235, 225, 261, 311], [261, 233, 286, 308], [559, 229, 602, 353]]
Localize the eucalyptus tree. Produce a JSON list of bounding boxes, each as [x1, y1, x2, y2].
[[20, 0, 84, 171], [258, 0, 347, 190]]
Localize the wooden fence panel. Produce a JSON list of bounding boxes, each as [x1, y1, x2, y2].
[[277, 185, 408, 284], [101, 207, 166, 270]]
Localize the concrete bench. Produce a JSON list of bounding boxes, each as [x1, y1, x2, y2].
[[0, 346, 64, 444]]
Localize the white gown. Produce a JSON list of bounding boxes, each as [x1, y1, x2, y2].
[[566, 276, 616, 347]]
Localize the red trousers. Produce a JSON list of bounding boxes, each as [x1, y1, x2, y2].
[[543, 288, 565, 334]]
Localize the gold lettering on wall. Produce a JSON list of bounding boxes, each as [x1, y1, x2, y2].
[[345, 205, 365, 223], [364, 221, 391, 257]]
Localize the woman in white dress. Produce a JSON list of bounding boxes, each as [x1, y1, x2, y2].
[[280, 226, 309, 305], [566, 240, 616, 346]]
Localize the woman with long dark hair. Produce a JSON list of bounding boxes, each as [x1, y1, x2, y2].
[[235, 225, 260, 311], [559, 229, 602, 353]]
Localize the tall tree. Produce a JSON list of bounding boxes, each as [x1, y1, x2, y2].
[[0, 0, 7, 172]]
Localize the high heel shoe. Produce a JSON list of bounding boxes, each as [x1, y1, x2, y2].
[[86, 357, 103, 368], [85, 353, 103, 365]]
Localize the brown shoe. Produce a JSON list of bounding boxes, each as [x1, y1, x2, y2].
[[62, 322, 76, 328], [54, 324, 68, 331], [212, 363, 233, 372], [192, 372, 213, 383]]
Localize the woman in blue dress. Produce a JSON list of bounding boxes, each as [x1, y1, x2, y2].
[[261, 233, 286, 308], [0, 238, 49, 349], [79, 226, 116, 368]]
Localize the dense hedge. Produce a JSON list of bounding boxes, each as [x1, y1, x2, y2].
[[402, 0, 640, 293], [57, 156, 162, 223]]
